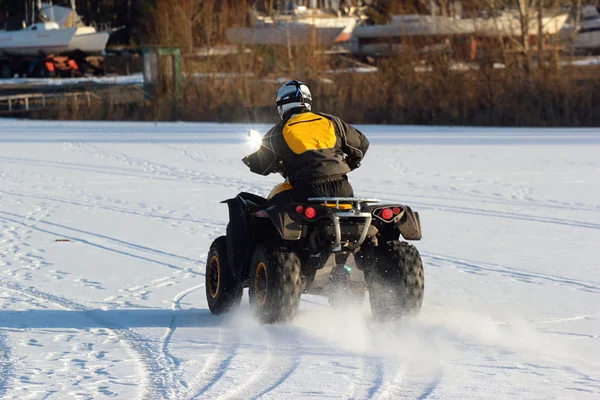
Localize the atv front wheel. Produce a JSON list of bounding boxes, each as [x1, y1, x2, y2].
[[205, 236, 242, 315], [249, 244, 303, 323], [362, 240, 424, 321]]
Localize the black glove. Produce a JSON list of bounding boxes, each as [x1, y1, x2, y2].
[[242, 156, 251, 168], [274, 161, 287, 178], [346, 157, 361, 170]]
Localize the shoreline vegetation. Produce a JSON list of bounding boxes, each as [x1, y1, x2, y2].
[[7, 0, 600, 127]]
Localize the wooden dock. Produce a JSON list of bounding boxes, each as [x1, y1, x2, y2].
[[0, 92, 100, 114]]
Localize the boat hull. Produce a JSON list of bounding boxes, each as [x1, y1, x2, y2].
[[226, 24, 345, 47], [472, 14, 569, 37], [0, 27, 77, 57], [351, 12, 569, 40], [69, 29, 111, 54]]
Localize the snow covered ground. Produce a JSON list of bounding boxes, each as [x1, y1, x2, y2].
[[0, 120, 599, 399], [0, 74, 144, 87]]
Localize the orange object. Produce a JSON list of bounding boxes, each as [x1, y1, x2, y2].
[[45, 61, 55, 72], [67, 59, 79, 70]]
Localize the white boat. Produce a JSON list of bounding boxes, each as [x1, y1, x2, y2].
[[347, 8, 569, 58], [67, 25, 110, 54], [352, 10, 568, 40], [226, 17, 352, 47], [226, 1, 358, 48], [352, 14, 474, 40], [0, 22, 77, 57], [39, 2, 111, 54], [0, 1, 110, 58], [470, 10, 569, 37], [559, 6, 600, 53]]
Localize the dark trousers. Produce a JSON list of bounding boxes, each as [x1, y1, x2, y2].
[[269, 175, 354, 205]]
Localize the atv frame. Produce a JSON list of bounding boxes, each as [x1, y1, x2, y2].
[[206, 192, 424, 323]]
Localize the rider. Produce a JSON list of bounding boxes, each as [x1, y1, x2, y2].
[[243, 79, 369, 205]]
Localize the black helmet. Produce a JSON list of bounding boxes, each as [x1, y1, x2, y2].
[[275, 80, 312, 119]]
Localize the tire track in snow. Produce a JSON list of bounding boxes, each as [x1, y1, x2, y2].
[[414, 370, 444, 400], [341, 316, 446, 400], [0, 189, 221, 227], [0, 330, 14, 398], [187, 318, 302, 400], [215, 329, 275, 400], [359, 353, 442, 400], [166, 275, 244, 399], [345, 355, 368, 399], [363, 189, 600, 231], [372, 362, 406, 399], [381, 326, 445, 400], [0, 210, 199, 266], [192, 308, 280, 400], [0, 210, 198, 399], [188, 322, 241, 399], [0, 156, 170, 183], [0, 212, 200, 275], [67, 143, 271, 195], [364, 357, 385, 399], [1, 150, 268, 196], [155, 143, 222, 165], [185, 315, 303, 400], [246, 327, 302, 400], [160, 283, 206, 389], [1, 162, 265, 398], [423, 252, 600, 294], [396, 182, 600, 214], [0, 280, 186, 400]]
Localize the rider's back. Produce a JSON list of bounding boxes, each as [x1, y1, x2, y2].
[[268, 111, 352, 186], [243, 80, 369, 204]]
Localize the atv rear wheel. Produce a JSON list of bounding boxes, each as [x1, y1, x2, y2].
[[362, 240, 424, 321], [249, 244, 303, 324], [206, 236, 242, 315]]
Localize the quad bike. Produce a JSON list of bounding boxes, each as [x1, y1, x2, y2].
[[205, 191, 424, 323], [206, 156, 423, 324]]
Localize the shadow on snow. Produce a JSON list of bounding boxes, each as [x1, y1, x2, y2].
[[0, 308, 222, 329]]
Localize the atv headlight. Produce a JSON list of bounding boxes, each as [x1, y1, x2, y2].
[[247, 129, 263, 152]]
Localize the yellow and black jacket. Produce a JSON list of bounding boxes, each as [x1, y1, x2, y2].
[[246, 111, 369, 185]]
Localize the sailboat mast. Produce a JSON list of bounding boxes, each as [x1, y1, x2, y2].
[[49, 0, 56, 21]]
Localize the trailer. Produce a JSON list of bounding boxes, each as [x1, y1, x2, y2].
[[0, 52, 105, 79]]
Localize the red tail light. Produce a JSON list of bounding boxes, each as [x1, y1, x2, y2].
[[381, 208, 393, 220], [305, 207, 317, 219], [295, 205, 304, 214], [393, 207, 401, 215]]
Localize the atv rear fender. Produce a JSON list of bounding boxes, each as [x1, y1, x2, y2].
[[367, 204, 422, 240], [253, 206, 303, 241], [397, 205, 422, 240], [222, 192, 267, 282]]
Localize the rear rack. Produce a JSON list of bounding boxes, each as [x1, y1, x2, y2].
[[307, 197, 380, 211], [307, 197, 380, 252]]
